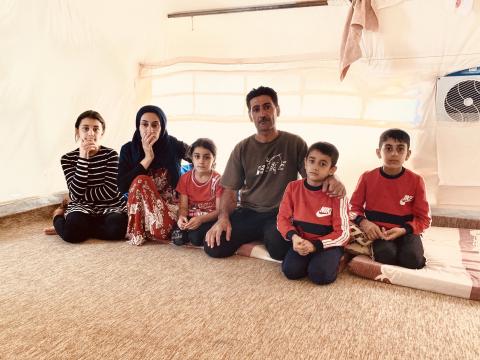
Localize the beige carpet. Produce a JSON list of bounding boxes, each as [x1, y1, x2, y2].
[[1, 212, 479, 360]]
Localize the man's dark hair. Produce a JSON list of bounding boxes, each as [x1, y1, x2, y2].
[[306, 142, 339, 167], [378, 128, 410, 149], [246, 86, 278, 110]]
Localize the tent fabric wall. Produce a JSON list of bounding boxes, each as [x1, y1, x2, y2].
[[0, 0, 169, 206], [139, 58, 423, 198], [1, 0, 480, 214]]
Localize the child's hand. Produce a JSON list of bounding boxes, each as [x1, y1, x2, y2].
[[292, 235, 314, 256], [177, 215, 188, 230], [360, 219, 384, 241], [382, 227, 406, 241], [292, 235, 304, 253], [299, 240, 315, 256], [185, 216, 202, 230]]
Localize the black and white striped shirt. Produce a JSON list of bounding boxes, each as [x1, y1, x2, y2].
[[61, 146, 127, 216]]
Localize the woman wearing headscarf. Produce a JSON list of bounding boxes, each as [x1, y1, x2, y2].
[[118, 105, 190, 245]]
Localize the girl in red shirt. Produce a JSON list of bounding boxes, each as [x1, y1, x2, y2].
[[174, 138, 223, 246]]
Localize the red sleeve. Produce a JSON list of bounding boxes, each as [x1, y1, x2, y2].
[[349, 172, 367, 223], [408, 176, 431, 234], [317, 196, 351, 248], [214, 175, 224, 198], [276, 182, 297, 241], [176, 173, 188, 195]]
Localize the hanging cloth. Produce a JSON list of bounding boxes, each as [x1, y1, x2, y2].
[[339, 0, 379, 81]]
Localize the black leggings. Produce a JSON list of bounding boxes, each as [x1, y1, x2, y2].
[[184, 221, 215, 246], [204, 207, 289, 260], [53, 211, 128, 243], [372, 233, 426, 269]]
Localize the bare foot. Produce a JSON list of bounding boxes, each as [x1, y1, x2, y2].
[[44, 196, 69, 235], [43, 226, 57, 235]]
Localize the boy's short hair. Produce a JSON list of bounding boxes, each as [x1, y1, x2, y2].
[[379, 128, 410, 149], [306, 142, 339, 167], [246, 86, 278, 110]]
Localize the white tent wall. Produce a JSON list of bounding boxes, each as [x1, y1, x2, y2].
[[1, 0, 480, 215], [156, 0, 480, 211], [0, 0, 169, 212]]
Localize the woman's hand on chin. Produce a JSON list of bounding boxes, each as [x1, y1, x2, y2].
[[80, 139, 98, 159]]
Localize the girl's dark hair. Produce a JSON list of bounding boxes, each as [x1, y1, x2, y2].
[[190, 138, 217, 158], [75, 110, 105, 130], [74, 110, 105, 141]]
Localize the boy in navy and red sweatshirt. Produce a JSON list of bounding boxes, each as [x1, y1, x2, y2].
[[277, 142, 350, 285], [349, 128, 431, 269]]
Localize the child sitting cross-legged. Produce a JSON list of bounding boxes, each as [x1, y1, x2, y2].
[[349, 128, 431, 269], [277, 142, 350, 285], [173, 138, 223, 246]]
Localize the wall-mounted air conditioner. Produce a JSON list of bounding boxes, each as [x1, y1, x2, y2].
[[436, 68, 480, 122], [435, 67, 480, 188]]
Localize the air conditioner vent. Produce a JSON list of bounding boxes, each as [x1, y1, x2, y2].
[[436, 75, 480, 122], [444, 80, 480, 122]]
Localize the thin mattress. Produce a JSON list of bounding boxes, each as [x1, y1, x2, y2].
[[348, 226, 480, 300]]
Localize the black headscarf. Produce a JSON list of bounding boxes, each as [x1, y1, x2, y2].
[[131, 105, 182, 186]]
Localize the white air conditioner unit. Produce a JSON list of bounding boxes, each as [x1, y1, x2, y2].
[[435, 70, 480, 188], [436, 74, 480, 122]]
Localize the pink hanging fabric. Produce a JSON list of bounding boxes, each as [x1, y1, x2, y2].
[[339, 0, 379, 81]]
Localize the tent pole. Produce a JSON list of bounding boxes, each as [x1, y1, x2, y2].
[[167, 1, 328, 18]]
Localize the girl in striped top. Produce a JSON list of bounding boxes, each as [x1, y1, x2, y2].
[[52, 110, 127, 243]]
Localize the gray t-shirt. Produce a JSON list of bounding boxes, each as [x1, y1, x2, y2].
[[221, 131, 307, 212]]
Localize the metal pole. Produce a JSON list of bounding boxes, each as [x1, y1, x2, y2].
[[167, 1, 328, 18]]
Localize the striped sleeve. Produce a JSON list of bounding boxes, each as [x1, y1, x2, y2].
[[319, 196, 351, 249], [61, 151, 87, 201], [61, 148, 124, 203], [83, 149, 123, 202]]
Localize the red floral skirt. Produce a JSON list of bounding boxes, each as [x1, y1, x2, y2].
[[126, 175, 178, 245]]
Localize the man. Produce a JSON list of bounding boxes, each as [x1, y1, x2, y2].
[[205, 86, 344, 260]]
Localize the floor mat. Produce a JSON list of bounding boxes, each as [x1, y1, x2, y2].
[[348, 226, 480, 300]]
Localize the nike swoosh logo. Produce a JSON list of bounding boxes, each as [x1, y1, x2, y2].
[[316, 211, 330, 218]]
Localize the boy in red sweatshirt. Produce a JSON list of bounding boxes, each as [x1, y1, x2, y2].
[[349, 128, 431, 269], [277, 142, 350, 285]]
